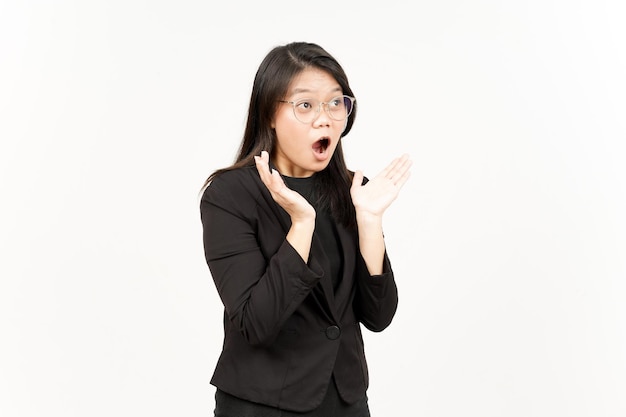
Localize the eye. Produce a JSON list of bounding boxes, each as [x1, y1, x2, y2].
[[328, 97, 344, 109], [295, 100, 314, 112]]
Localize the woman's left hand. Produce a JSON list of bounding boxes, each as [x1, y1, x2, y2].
[[350, 154, 412, 218]]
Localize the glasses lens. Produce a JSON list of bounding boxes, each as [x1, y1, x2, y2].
[[291, 96, 354, 123], [292, 99, 316, 123], [328, 96, 353, 121]]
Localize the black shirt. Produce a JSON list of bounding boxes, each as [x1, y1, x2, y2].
[[283, 175, 344, 290]]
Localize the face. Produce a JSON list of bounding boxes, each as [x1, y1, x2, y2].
[[271, 68, 347, 178]]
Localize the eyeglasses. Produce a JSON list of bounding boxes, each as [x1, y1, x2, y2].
[[278, 95, 356, 124]]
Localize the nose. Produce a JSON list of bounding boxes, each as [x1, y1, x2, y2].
[[312, 102, 332, 126]]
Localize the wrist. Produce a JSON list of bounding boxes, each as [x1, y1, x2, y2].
[[355, 210, 383, 227], [290, 215, 316, 229]]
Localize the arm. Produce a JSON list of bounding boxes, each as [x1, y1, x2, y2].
[[350, 154, 411, 331], [350, 154, 412, 274], [354, 250, 398, 332], [201, 171, 322, 347]]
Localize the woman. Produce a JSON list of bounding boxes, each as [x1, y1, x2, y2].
[[200, 42, 411, 416]]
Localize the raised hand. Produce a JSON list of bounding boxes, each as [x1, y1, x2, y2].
[[254, 151, 316, 223], [349, 154, 411, 274], [350, 154, 412, 218]]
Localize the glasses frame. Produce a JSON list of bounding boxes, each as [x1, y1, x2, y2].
[[278, 95, 356, 124]]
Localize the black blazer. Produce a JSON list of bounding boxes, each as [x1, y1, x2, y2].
[[200, 166, 398, 412]]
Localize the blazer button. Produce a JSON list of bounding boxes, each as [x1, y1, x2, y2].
[[325, 325, 341, 340]]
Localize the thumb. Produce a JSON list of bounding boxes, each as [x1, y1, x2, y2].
[[351, 170, 364, 190]]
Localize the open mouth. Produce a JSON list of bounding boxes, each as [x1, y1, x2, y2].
[[312, 138, 330, 154]]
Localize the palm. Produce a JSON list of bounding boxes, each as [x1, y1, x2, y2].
[[254, 151, 315, 222], [350, 154, 411, 217]]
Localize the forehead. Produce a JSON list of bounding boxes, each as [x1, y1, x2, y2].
[[287, 68, 342, 96]]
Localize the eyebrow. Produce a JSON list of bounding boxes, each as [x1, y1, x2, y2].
[[291, 86, 343, 95]]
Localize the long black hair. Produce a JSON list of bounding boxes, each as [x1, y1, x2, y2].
[[202, 42, 358, 227]]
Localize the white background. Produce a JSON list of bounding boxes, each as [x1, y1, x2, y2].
[[1, 1, 625, 416]]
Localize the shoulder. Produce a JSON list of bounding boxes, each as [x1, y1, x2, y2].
[[206, 165, 260, 188], [201, 166, 263, 207]]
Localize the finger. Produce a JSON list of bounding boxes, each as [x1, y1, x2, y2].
[[392, 155, 412, 181], [351, 170, 364, 190], [379, 156, 400, 178], [386, 154, 411, 180], [254, 151, 278, 191], [379, 153, 409, 179], [394, 168, 411, 189], [270, 168, 287, 191], [254, 155, 271, 185], [260, 150, 270, 164]]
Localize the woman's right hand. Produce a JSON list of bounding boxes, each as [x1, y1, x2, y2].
[[255, 151, 316, 261], [254, 151, 316, 224]]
